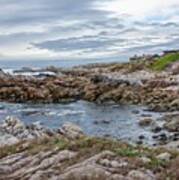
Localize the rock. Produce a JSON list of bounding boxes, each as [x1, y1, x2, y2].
[[0, 132, 19, 147], [58, 151, 115, 180], [128, 170, 155, 180], [101, 119, 111, 124], [136, 140, 143, 145], [163, 114, 179, 132], [0, 69, 8, 77], [163, 140, 179, 150], [140, 157, 151, 164], [110, 160, 121, 168], [170, 99, 179, 108], [132, 110, 140, 114], [151, 126, 162, 133], [58, 122, 84, 139], [58, 164, 111, 180], [150, 121, 162, 133], [99, 159, 111, 167], [139, 135, 145, 140], [93, 119, 111, 125], [0, 116, 53, 144], [139, 118, 153, 126], [111, 174, 128, 180], [157, 152, 171, 161]]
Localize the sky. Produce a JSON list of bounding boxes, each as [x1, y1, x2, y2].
[[0, 0, 179, 61]]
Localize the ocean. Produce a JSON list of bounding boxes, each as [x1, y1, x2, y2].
[[0, 57, 129, 70]]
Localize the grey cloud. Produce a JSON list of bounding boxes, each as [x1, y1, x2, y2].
[[0, 0, 107, 27], [0, 0, 179, 60], [33, 35, 125, 51]]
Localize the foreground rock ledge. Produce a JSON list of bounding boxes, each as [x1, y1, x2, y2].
[[0, 119, 179, 179]]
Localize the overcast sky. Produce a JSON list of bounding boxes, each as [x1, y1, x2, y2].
[[0, 0, 179, 61]]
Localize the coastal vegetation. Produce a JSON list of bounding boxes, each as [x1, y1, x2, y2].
[[151, 52, 179, 71]]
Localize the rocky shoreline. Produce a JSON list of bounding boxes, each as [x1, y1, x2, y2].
[[0, 117, 179, 180], [0, 52, 179, 179], [0, 57, 179, 112]]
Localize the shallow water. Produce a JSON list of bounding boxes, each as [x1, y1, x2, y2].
[[0, 101, 164, 145]]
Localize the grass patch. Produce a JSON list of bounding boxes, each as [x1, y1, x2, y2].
[[151, 53, 179, 71], [115, 147, 141, 157]]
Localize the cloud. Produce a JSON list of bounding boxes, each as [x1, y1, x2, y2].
[[94, 0, 179, 20], [0, 0, 179, 60]]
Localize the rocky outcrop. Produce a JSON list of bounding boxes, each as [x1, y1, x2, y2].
[[0, 149, 158, 180], [0, 117, 178, 180], [138, 118, 153, 127], [0, 116, 54, 147], [58, 122, 84, 139], [0, 62, 178, 112], [163, 114, 179, 132], [0, 117, 86, 148]]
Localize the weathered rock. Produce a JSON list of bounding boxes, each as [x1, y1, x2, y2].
[[140, 157, 151, 164], [157, 152, 171, 161], [58, 122, 84, 139], [163, 114, 179, 132], [128, 170, 155, 180], [139, 118, 153, 126], [58, 164, 111, 180], [0, 116, 54, 146], [150, 121, 162, 133], [0, 132, 19, 147]]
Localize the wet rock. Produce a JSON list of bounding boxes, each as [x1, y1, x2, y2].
[[58, 122, 84, 139], [139, 118, 153, 127], [136, 140, 143, 145], [139, 135, 145, 140], [170, 133, 179, 141], [93, 119, 111, 125], [102, 119, 111, 124], [159, 133, 168, 141], [132, 110, 140, 114], [152, 133, 168, 143], [151, 126, 162, 133], [150, 122, 162, 133], [140, 114, 152, 117]]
